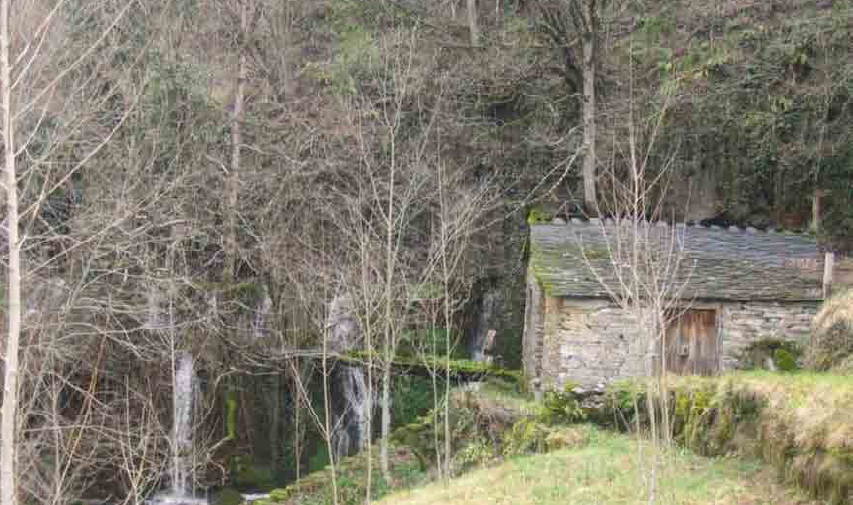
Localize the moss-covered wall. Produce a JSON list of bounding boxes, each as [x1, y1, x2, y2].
[[526, 292, 820, 389], [522, 269, 545, 387]]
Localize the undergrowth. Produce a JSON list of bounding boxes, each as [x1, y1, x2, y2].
[[604, 371, 853, 504]]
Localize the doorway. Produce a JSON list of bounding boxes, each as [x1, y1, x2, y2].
[[660, 309, 719, 375]]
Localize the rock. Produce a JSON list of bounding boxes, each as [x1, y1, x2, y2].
[[327, 294, 360, 352]]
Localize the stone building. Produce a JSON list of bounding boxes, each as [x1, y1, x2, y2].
[[523, 221, 834, 391]]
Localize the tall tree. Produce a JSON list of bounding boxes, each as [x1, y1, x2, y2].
[[0, 1, 21, 502], [467, 0, 481, 46], [539, 0, 600, 213], [1, 1, 138, 503]]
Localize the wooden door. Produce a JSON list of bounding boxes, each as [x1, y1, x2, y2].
[[661, 309, 719, 375]]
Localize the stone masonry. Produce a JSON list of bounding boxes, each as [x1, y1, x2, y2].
[[719, 301, 819, 370]]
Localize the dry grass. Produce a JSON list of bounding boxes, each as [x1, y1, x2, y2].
[[804, 288, 853, 371], [374, 426, 818, 505], [654, 371, 853, 504]]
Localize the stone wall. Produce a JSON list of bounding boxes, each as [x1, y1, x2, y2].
[[719, 301, 819, 369], [525, 292, 820, 390], [537, 298, 647, 390], [522, 271, 544, 382]]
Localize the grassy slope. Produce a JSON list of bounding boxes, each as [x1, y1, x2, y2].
[[375, 425, 817, 505], [261, 373, 852, 505], [623, 371, 853, 504]]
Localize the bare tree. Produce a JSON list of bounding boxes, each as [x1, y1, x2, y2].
[[467, 0, 481, 46], [538, 0, 601, 213], [571, 61, 690, 502], [1, 1, 143, 503]]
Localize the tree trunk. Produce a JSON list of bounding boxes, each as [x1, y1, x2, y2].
[[812, 188, 823, 233], [1, 0, 22, 503], [466, 0, 480, 46], [581, 28, 596, 215], [380, 366, 391, 481], [226, 0, 249, 282]]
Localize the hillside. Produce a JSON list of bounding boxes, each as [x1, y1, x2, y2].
[[2, 1, 852, 505], [374, 426, 818, 505]]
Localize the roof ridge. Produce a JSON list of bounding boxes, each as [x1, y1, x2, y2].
[[534, 218, 814, 237]]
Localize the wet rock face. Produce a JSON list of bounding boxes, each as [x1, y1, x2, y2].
[[331, 365, 370, 461], [471, 289, 501, 362], [326, 294, 371, 461], [326, 294, 360, 352]]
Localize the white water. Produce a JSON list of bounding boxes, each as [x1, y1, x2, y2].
[[148, 353, 272, 505], [148, 492, 270, 505], [172, 353, 196, 497], [252, 293, 272, 339], [332, 365, 370, 461], [472, 290, 499, 361]]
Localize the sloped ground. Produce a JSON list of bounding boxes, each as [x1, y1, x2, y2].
[[804, 288, 853, 372], [607, 372, 853, 504], [374, 425, 818, 505]]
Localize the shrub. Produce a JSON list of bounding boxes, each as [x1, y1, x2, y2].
[[537, 385, 587, 424], [210, 487, 243, 505], [502, 418, 551, 456], [772, 348, 798, 372], [804, 289, 853, 371], [740, 338, 802, 371]]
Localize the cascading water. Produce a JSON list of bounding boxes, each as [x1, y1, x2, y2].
[[326, 295, 372, 461], [332, 365, 370, 461], [172, 352, 196, 497], [252, 293, 272, 339], [472, 290, 499, 362], [149, 352, 206, 505]]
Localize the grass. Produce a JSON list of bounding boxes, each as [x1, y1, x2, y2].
[[469, 378, 537, 416], [374, 425, 818, 505], [611, 371, 853, 503], [256, 441, 428, 505]]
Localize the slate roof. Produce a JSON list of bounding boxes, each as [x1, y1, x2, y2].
[[530, 221, 824, 302]]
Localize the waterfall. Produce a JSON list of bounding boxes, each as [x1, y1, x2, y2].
[[252, 293, 272, 339], [472, 290, 499, 362], [325, 294, 371, 461], [172, 352, 196, 497], [332, 364, 370, 461]]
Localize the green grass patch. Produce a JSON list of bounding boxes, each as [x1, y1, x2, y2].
[[604, 371, 853, 504], [375, 425, 817, 505]]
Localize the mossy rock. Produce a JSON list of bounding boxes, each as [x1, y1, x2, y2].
[[772, 348, 798, 372], [739, 338, 802, 371], [210, 487, 243, 505], [232, 457, 274, 491]]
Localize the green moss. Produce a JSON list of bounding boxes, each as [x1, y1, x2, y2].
[[537, 384, 587, 425], [773, 348, 799, 372], [527, 207, 550, 225], [340, 352, 523, 384], [225, 390, 238, 440], [232, 456, 274, 491], [740, 338, 802, 370], [210, 487, 243, 505], [502, 418, 551, 456]]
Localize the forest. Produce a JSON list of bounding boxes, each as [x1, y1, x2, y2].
[[1, 0, 852, 505]]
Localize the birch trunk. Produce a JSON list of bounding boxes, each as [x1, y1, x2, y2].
[[581, 28, 596, 214], [1, 0, 22, 502], [466, 0, 480, 46], [226, 0, 249, 282]]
